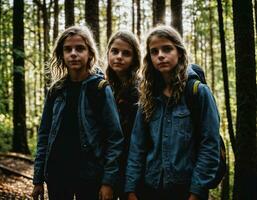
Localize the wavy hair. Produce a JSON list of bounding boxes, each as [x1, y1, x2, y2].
[[140, 25, 188, 121], [106, 30, 141, 95], [48, 25, 100, 90]]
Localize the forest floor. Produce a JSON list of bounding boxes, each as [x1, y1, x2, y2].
[[0, 152, 48, 200]]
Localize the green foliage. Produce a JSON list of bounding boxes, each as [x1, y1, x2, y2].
[[0, 114, 12, 152]]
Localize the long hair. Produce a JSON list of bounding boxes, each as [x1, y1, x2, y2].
[[140, 25, 188, 121], [106, 30, 141, 95], [49, 25, 100, 90]]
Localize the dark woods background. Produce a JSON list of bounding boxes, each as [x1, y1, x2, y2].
[[0, 0, 256, 199]]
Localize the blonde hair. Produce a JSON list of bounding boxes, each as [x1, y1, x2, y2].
[[49, 25, 100, 89], [106, 30, 141, 95], [140, 25, 188, 121]]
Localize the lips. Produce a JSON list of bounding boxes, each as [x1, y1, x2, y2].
[[158, 62, 169, 67], [113, 62, 124, 66], [69, 61, 80, 65]]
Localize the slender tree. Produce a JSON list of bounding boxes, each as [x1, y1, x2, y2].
[[12, 0, 30, 154], [132, 0, 135, 33], [34, 0, 51, 93], [217, 0, 236, 154], [136, 0, 141, 40], [170, 0, 183, 36], [53, 0, 59, 41], [85, 0, 99, 45], [232, 0, 257, 199], [152, 0, 165, 25], [209, 0, 215, 92], [107, 0, 112, 40], [65, 0, 74, 28]]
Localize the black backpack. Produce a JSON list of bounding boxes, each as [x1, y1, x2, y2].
[[186, 64, 226, 189]]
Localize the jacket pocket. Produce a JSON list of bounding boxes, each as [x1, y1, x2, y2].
[[173, 109, 192, 140]]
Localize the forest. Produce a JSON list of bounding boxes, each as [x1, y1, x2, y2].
[[0, 0, 256, 199]]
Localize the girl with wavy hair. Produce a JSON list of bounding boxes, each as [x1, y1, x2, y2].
[[106, 30, 141, 200], [32, 25, 123, 200], [125, 25, 220, 200]]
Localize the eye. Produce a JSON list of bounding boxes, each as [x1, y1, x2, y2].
[[63, 46, 71, 52], [150, 48, 158, 55], [76, 45, 86, 52], [122, 50, 132, 57], [162, 45, 173, 53], [110, 48, 119, 55]]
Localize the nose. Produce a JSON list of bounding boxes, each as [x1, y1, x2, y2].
[[157, 50, 165, 59], [71, 48, 77, 57], [117, 51, 122, 59]]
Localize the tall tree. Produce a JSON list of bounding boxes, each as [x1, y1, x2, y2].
[[65, 0, 74, 28], [170, 0, 183, 36], [152, 0, 165, 25], [34, 0, 51, 93], [12, 0, 30, 154], [53, 0, 59, 41], [209, 0, 215, 92], [216, 0, 234, 198], [85, 0, 99, 45], [255, 0, 257, 35], [136, 0, 141, 40], [232, 0, 257, 199], [217, 0, 236, 154], [107, 0, 112, 40], [132, 0, 135, 33]]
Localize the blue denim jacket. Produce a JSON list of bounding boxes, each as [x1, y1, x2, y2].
[[33, 74, 124, 187], [125, 69, 220, 199]]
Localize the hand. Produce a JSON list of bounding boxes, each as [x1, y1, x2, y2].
[[99, 184, 113, 200], [128, 192, 138, 200], [31, 184, 44, 200], [188, 193, 200, 200]]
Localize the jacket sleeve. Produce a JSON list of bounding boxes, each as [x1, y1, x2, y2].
[[190, 84, 220, 199], [124, 108, 147, 193], [33, 92, 53, 185], [101, 86, 124, 187]]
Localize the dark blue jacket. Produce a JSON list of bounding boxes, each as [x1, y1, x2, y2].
[[33, 74, 124, 187], [125, 68, 220, 199]]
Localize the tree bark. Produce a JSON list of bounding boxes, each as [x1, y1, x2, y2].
[[217, 0, 236, 154], [136, 0, 141, 40], [53, 0, 59, 41], [85, 0, 99, 45], [65, 0, 74, 28], [232, 0, 257, 199], [170, 0, 183, 36], [107, 0, 112, 40], [152, 0, 165, 26], [12, 0, 30, 154]]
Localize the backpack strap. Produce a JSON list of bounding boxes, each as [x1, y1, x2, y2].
[[193, 80, 201, 95], [97, 79, 109, 90]]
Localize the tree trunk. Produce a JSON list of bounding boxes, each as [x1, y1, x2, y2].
[[152, 0, 165, 26], [53, 0, 59, 41], [132, 0, 135, 33], [221, 138, 230, 200], [65, 0, 74, 28], [85, 0, 99, 45], [170, 0, 183, 36], [107, 0, 112, 40], [232, 0, 257, 199], [136, 0, 141, 40], [209, 0, 215, 92], [12, 0, 30, 154], [217, 0, 236, 154]]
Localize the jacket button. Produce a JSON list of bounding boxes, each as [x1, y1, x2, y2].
[[83, 144, 87, 148]]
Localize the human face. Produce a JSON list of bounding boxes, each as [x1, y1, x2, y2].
[[63, 35, 91, 79], [108, 38, 133, 77], [149, 36, 180, 76]]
